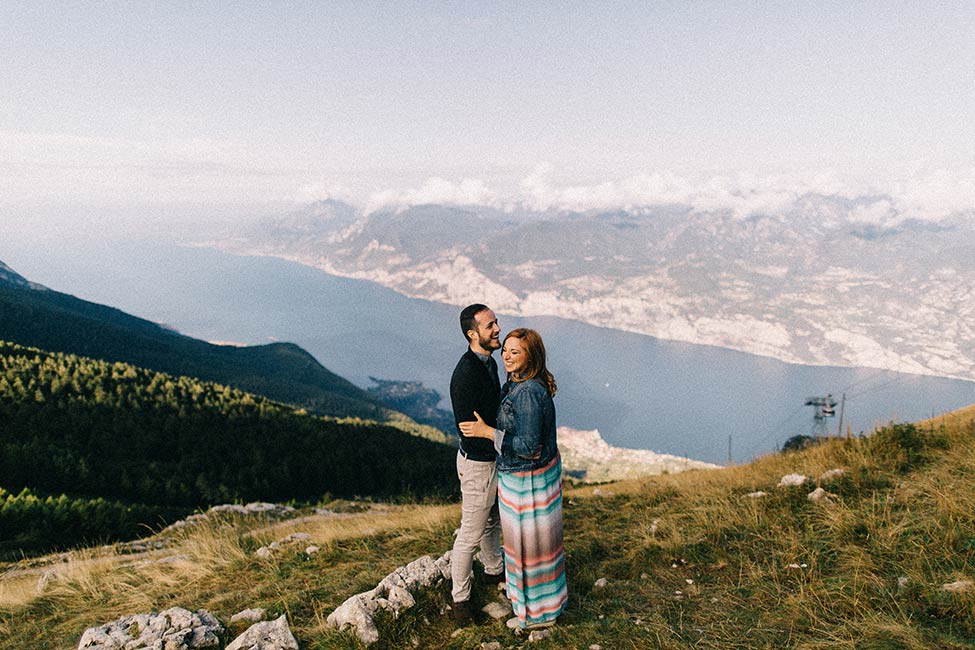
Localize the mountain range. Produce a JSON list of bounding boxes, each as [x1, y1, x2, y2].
[[216, 195, 975, 382]]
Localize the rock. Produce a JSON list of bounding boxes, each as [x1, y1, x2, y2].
[[593, 578, 608, 589], [590, 645, 603, 650], [558, 426, 719, 481], [230, 608, 267, 624], [528, 627, 554, 642], [226, 615, 298, 650], [77, 607, 223, 650], [305, 545, 320, 555], [255, 533, 314, 559], [328, 595, 380, 645], [942, 580, 975, 593], [807, 487, 836, 504], [818, 468, 845, 481], [482, 642, 503, 650], [897, 576, 910, 593], [36, 568, 61, 594], [482, 601, 511, 620], [326, 551, 452, 645], [159, 503, 296, 536], [778, 474, 808, 487], [745, 491, 767, 498]]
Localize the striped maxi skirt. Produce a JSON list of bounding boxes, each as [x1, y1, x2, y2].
[[498, 452, 568, 628]]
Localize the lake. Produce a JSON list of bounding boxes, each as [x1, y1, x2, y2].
[[5, 236, 974, 464]]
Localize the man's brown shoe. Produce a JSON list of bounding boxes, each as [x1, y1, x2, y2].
[[483, 571, 506, 586], [452, 600, 474, 627]]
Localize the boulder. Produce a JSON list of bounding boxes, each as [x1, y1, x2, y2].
[[77, 607, 222, 650], [818, 468, 845, 481], [528, 627, 554, 642], [807, 487, 837, 504], [778, 474, 809, 487], [482, 601, 511, 620], [230, 608, 267, 624], [942, 580, 975, 593], [327, 595, 380, 645], [255, 532, 314, 558], [326, 551, 451, 645], [225, 615, 298, 650]]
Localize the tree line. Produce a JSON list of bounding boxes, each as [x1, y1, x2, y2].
[[0, 487, 185, 558], [0, 341, 457, 556]]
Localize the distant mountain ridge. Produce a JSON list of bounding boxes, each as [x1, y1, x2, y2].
[[218, 196, 975, 382], [0, 259, 432, 430], [0, 260, 37, 289]]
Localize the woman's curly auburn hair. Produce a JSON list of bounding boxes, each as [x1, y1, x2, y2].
[[503, 328, 557, 396]]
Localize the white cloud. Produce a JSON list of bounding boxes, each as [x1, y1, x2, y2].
[[294, 182, 355, 204], [848, 199, 896, 226], [5, 130, 975, 224], [364, 176, 497, 213], [891, 168, 975, 220]]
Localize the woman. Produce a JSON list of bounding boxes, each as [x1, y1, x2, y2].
[[460, 328, 568, 631]]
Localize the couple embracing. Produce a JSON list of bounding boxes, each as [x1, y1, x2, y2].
[[448, 303, 568, 632]]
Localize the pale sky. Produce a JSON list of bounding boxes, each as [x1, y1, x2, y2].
[[2, 1, 975, 218]]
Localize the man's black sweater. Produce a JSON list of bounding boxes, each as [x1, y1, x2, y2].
[[449, 348, 501, 461]]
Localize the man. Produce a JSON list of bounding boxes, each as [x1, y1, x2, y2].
[[448, 303, 505, 626]]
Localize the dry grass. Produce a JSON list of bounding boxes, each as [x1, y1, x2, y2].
[[252, 503, 458, 550], [4, 413, 975, 649]]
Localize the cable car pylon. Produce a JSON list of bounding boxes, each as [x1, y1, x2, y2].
[[805, 394, 838, 438]]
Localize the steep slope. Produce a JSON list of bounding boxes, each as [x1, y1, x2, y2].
[[0, 261, 34, 289], [0, 340, 457, 557]]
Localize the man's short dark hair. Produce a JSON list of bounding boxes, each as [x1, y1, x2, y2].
[[459, 303, 490, 341]]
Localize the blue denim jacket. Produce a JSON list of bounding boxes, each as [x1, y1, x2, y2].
[[495, 378, 559, 472]]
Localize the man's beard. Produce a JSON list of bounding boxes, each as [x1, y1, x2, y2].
[[479, 333, 500, 350]]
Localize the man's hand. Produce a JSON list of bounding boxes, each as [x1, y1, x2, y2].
[[459, 411, 494, 439]]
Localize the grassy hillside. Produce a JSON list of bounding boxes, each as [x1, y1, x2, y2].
[[0, 275, 448, 440], [0, 340, 457, 558], [3, 405, 974, 648]]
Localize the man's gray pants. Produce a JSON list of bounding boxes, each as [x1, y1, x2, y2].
[[451, 451, 503, 603]]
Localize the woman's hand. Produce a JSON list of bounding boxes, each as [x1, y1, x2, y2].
[[459, 411, 494, 439]]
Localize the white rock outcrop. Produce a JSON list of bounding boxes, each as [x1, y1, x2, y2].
[[482, 601, 511, 620], [942, 580, 975, 593], [778, 474, 809, 487], [225, 615, 298, 650], [818, 468, 846, 481], [255, 533, 313, 559], [807, 487, 837, 504], [77, 607, 223, 650], [326, 551, 451, 645], [230, 608, 267, 624]]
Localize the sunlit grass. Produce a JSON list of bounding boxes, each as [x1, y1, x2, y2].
[[3, 413, 975, 648]]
